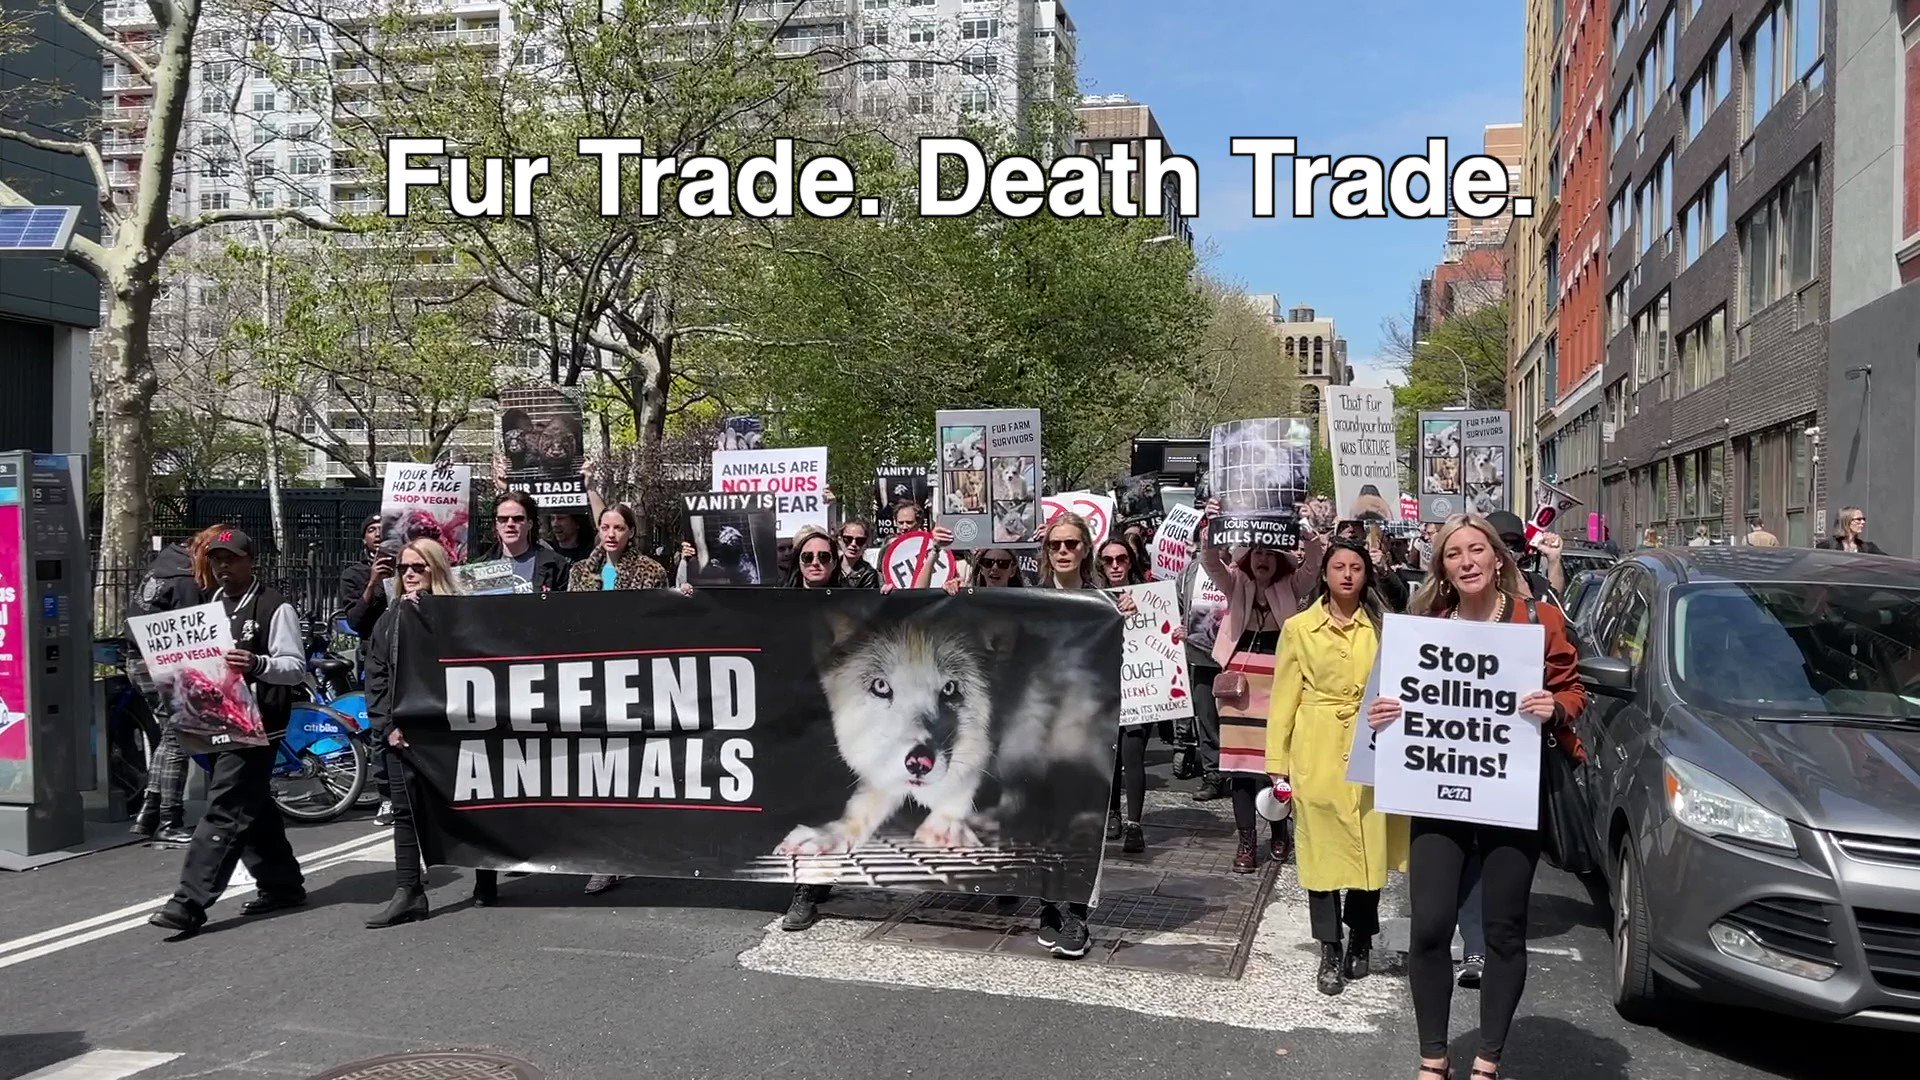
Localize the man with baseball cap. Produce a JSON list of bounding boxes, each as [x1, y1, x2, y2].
[[339, 513, 392, 640], [1484, 510, 1565, 609], [150, 529, 309, 936]]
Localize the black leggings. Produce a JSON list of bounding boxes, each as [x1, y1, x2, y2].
[[1407, 816, 1542, 1062], [1109, 726, 1148, 822], [386, 745, 496, 898]]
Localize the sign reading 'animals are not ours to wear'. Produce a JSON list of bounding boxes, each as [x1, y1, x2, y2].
[[1370, 613, 1544, 829], [710, 447, 828, 539], [935, 408, 1042, 550], [392, 588, 1121, 902]]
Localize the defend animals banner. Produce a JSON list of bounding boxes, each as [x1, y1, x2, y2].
[[392, 588, 1122, 902]]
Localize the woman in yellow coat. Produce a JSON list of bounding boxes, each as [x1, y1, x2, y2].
[[1266, 539, 1408, 997]]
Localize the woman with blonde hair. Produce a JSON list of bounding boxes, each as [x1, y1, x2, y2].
[[364, 538, 473, 928], [1368, 514, 1588, 1079]]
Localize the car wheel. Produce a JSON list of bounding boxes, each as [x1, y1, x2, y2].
[[1611, 833, 1661, 1024]]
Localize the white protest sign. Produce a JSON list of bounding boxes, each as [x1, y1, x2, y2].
[[1325, 387, 1401, 520], [126, 602, 267, 751], [1347, 656, 1383, 784], [1183, 563, 1229, 657], [936, 408, 1041, 549], [1112, 580, 1193, 726], [1041, 491, 1115, 547], [382, 462, 474, 563], [878, 531, 962, 591], [1150, 503, 1204, 581], [711, 446, 829, 538], [1372, 614, 1545, 828]]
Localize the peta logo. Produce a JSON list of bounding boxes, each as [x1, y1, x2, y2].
[[1436, 785, 1473, 802], [209, 733, 232, 745]]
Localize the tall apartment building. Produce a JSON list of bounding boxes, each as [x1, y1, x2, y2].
[[1244, 295, 1353, 444], [1586, 0, 1831, 547], [1073, 94, 1194, 246], [1508, 0, 1566, 516], [1827, 1, 1920, 557], [855, 0, 1078, 141], [0, 2, 97, 456], [1447, 123, 1525, 259], [1417, 125, 1523, 343]]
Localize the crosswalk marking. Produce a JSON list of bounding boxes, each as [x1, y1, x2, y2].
[[16, 1050, 181, 1079]]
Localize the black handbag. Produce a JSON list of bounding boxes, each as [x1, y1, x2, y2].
[[1540, 731, 1598, 874]]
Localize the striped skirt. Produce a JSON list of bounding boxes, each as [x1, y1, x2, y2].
[[1217, 651, 1277, 777]]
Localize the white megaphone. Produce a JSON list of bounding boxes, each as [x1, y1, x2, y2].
[[1255, 777, 1294, 823]]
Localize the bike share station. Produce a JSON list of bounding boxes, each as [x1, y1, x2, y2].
[[0, 450, 135, 869]]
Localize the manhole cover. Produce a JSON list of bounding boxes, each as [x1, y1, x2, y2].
[[305, 1051, 544, 1080]]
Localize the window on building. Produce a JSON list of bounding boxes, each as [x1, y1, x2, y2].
[[1677, 307, 1728, 395], [1612, 4, 1629, 57], [1637, 150, 1671, 254], [907, 60, 935, 79], [254, 187, 277, 209], [291, 155, 321, 176], [861, 63, 889, 83], [1607, 284, 1628, 338], [908, 23, 936, 44], [959, 18, 999, 40], [1740, 156, 1820, 316], [960, 88, 996, 114], [1635, 291, 1672, 400], [248, 158, 275, 178], [1678, 165, 1729, 268], [251, 90, 276, 112], [199, 191, 230, 211], [864, 0, 888, 8], [1547, 150, 1561, 201], [961, 52, 998, 76], [1787, 425, 1812, 545], [1550, 63, 1563, 132], [1746, 0, 1824, 136], [204, 61, 236, 84], [1685, 37, 1732, 140], [906, 92, 935, 115], [863, 25, 888, 46], [1544, 239, 1560, 313], [1609, 183, 1630, 246]]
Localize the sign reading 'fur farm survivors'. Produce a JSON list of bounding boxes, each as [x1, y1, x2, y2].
[[393, 589, 1121, 902]]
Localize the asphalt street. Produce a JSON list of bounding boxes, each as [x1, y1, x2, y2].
[[5, 805, 1914, 1080]]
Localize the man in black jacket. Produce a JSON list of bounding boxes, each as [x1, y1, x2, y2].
[[149, 530, 308, 936], [475, 490, 570, 593], [126, 532, 209, 843]]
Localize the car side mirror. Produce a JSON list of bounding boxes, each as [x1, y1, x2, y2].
[[1579, 655, 1634, 698]]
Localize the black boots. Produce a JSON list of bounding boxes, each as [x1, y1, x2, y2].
[[129, 807, 158, 839], [365, 886, 428, 929], [1121, 821, 1146, 854], [1318, 940, 1346, 995], [1345, 934, 1372, 981], [1105, 815, 1123, 842], [1193, 772, 1229, 801], [1269, 821, 1292, 863]]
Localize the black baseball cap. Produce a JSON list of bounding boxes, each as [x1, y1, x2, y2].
[[205, 528, 255, 557], [360, 513, 382, 533], [1485, 511, 1528, 546]]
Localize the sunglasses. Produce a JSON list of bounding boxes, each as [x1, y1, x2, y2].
[[978, 557, 1013, 570], [839, 533, 868, 545], [1046, 539, 1083, 552], [400, 562, 430, 574], [495, 513, 528, 524], [1099, 554, 1131, 565], [798, 550, 835, 566]]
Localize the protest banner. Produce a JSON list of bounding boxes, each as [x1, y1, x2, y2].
[[382, 463, 474, 564], [1371, 614, 1545, 828], [1040, 491, 1114, 547], [1114, 472, 1165, 530], [935, 408, 1042, 549], [393, 588, 1121, 901], [1182, 565, 1230, 657], [1325, 388, 1401, 521], [1111, 580, 1192, 726], [127, 602, 266, 753], [499, 386, 588, 511], [710, 446, 828, 538], [1400, 493, 1420, 522], [682, 492, 781, 586], [1209, 418, 1309, 551], [873, 466, 933, 540], [1150, 502, 1204, 581], [1347, 656, 1383, 784], [455, 560, 533, 596], [1417, 410, 1512, 522], [717, 416, 764, 450], [878, 530, 961, 591]]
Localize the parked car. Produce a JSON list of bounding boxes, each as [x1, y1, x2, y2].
[[1574, 547, 1920, 1029], [1563, 568, 1609, 632], [1557, 540, 1618, 579]]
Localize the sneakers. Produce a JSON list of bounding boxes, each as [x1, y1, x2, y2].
[[373, 800, 396, 826], [1037, 904, 1090, 959], [1457, 954, 1486, 989], [782, 885, 828, 931], [1121, 822, 1145, 854], [1104, 815, 1122, 842], [153, 824, 195, 845]]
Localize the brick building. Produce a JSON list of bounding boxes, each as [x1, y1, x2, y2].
[[1509, 0, 1568, 515]]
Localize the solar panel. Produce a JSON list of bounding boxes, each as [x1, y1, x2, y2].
[[0, 206, 79, 256]]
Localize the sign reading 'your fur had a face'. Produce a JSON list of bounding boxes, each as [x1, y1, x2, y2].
[[392, 588, 1121, 902]]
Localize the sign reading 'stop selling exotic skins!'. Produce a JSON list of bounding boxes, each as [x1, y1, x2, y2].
[[1370, 614, 1544, 829], [127, 601, 268, 753], [710, 446, 828, 539], [935, 408, 1042, 550], [383, 462, 474, 564]]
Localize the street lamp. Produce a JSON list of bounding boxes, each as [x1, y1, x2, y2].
[[1416, 338, 1473, 409]]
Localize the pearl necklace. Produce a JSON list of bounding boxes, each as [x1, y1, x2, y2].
[[1449, 593, 1509, 622]]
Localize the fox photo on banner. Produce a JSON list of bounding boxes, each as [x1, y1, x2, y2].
[[1114, 472, 1164, 530], [391, 588, 1122, 902], [1324, 387, 1401, 521], [1418, 409, 1511, 522], [682, 492, 780, 587], [935, 408, 1042, 550], [873, 465, 932, 540], [717, 416, 764, 451], [382, 462, 473, 564], [499, 385, 588, 511], [126, 602, 267, 753], [1208, 418, 1308, 551]]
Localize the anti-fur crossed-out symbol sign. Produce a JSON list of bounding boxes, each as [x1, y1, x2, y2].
[[1040, 493, 1112, 546]]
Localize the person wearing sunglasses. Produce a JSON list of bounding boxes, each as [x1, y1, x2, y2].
[[834, 520, 882, 590], [474, 490, 569, 594], [774, 525, 854, 932], [1093, 538, 1156, 855], [914, 526, 1024, 590], [363, 539, 486, 927]]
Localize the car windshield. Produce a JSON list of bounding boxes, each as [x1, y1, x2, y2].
[[1670, 582, 1920, 720]]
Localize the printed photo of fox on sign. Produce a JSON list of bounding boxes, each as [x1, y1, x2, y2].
[[1370, 614, 1544, 829], [392, 588, 1121, 902], [126, 602, 266, 753]]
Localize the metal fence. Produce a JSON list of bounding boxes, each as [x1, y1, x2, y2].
[[94, 556, 362, 638]]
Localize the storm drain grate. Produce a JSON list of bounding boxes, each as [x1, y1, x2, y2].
[[304, 1051, 544, 1080]]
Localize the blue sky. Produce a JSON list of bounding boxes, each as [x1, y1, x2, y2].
[[1069, 0, 1524, 385]]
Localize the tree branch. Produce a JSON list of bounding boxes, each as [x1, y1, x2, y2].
[[0, 123, 113, 200], [162, 207, 355, 248], [56, 0, 155, 81]]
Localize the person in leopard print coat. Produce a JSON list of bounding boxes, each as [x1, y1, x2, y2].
[[566, 503, 669, 592]]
